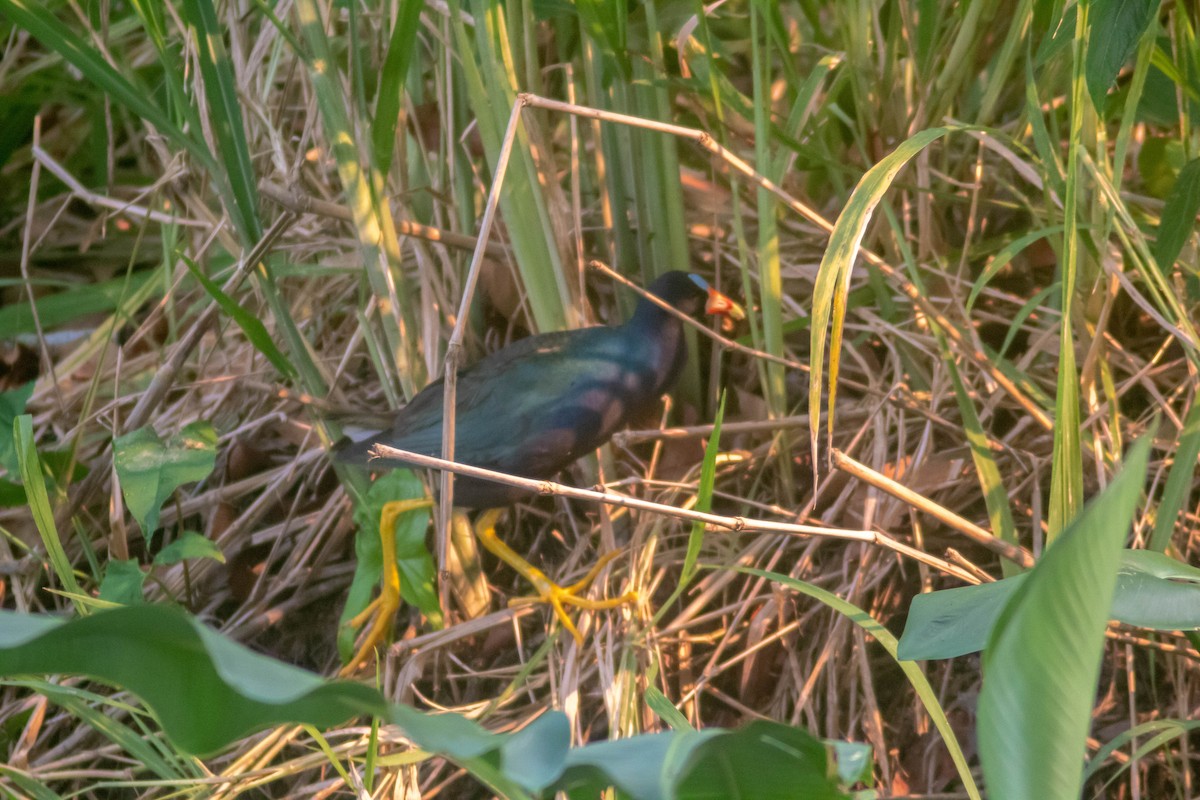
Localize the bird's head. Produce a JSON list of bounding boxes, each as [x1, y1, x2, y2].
[[647, 271, 746, 331]]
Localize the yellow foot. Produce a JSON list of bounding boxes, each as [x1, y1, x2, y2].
[[340, 497, 433, 676], [475, 509, 638, 645]]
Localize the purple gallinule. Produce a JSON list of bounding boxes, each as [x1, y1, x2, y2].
[[336, 271, 743, 660]]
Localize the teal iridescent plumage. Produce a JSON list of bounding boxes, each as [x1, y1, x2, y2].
[[335, 271, 742, 499]]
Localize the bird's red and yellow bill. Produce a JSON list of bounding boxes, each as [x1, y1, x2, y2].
[[705, 287, 745, 332]]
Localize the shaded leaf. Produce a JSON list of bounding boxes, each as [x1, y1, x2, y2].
[[113, 422, 218, 540], [1112, 550, 1200, 629], [153, 531, 226, 566], [98, 559, 147, 605], [0, 382, 34, 474], [15, 415, 84, 610], [0, 605, 869, 799], [670, 721, 846, 800], [1085, 0, 1159, 111], [1152, 157, 1200, 273], [553, 722, 850, 800]]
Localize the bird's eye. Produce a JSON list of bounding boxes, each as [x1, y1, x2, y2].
[[688, 274, 709, 291]]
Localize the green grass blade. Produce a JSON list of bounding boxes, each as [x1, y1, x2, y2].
[[1046, 6, 1088, 540], [937, 330, 1021, 575], [456, 0, 571, 331], [180, 0, 263, 241], [185, 258, 296, 379], [14, 415, 86, 613], [1149, 398, 1200, 551], [372, 0, 425, 176], [655, 392, 725, 625], [296, 0, 424, 395], [752, 0, 786, 424], [965, 225, 1065, 313]]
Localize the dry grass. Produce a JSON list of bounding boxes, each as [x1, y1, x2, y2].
[[2, 2, 1199, 798]]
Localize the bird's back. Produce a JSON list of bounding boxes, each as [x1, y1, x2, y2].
[[334, 323, 672, 507]]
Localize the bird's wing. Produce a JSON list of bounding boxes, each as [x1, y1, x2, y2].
[[379, 328, 645, 476]]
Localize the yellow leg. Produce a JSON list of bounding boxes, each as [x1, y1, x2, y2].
[[341, 497, 433, 675], [473, 509, 638, 644]]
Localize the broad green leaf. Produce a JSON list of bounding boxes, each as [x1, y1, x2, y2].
[[668, 721, 845, 800], [1111, 550, 1200, 629], [1085, 0, 1159, 111], [899, 548, 1199, 661], [15, 678, 197, 781], [899, 577, 1021, 661], [495, 712, 570, 793], [978, 433, 1152, 800], [0, 382, 34, 474], [556, 734, 673, 800], [153, 531, 226, 566], [98, 559, 147, 605], [1152, 158, 1200, 274], [553, 722, 850, 800], [0, 605, 508, 768], [0, 605, 868, 798], [340, 470, 438, 658], [113, 422, 218, 539]]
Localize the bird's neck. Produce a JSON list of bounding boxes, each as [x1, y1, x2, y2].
[[624, 303, 688, 393], [627, 299, 679, 335]]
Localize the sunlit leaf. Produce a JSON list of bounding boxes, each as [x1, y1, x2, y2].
[[978, 433, 1152, 800]]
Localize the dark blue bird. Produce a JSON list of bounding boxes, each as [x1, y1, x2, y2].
[[335, 271, 743, 657]]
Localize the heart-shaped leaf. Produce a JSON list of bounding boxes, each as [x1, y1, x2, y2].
[[113, 422, 218, 540]]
